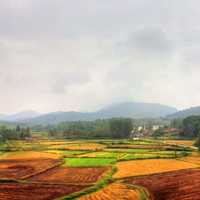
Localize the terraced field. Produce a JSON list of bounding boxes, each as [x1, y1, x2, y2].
[[114, 159, 199, 179], [0, 183, 87, 200], [0, 139, 198, 200], [79, 183, 147, 200], [125, 168, 200, 200], [29, 166, 110, 184], [0, 151, 61, 179]]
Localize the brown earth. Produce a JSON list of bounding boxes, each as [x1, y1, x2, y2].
[[125, 168, 200, 200], [0, 158, 61, 179], [78, 183, 141, 200], [0, 183, 87, 200], [29, 166, 110, 184]]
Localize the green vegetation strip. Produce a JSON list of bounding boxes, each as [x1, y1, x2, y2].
[[128, 184, 151, 200], [58, 166, 117, 200], [64, 157, 116, 167]]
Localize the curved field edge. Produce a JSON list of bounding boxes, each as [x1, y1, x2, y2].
[[56, 166, 117, 200], [78, 183, 151, 200], [129, 184, 152, 200]]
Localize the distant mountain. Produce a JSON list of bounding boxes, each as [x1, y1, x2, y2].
[[22, 102, 177, 125], [96, 102, 177, 119], [0, 111, 40, 122], [167, 106, 200, 119], [23, 111, 95, 125]]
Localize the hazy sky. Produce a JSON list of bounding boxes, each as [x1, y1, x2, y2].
[[1, 0, 200, 114]]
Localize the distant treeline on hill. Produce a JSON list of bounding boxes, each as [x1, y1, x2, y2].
[[48, 118, 133, 139]]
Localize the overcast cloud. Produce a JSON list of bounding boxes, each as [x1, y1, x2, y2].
[[0, 0, 200, 114]]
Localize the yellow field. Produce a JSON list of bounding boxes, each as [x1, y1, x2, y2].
[[178, 152, 200, 165], [114, 159, 199, 179], [164, 140, 194, 147], [57, 143, 106, 151], [79, 183, 141, 200], [1, 151, 61, 160], [46, 142, 106, 151], [39, 140, 83, 145]]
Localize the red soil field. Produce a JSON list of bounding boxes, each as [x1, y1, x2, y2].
[[125, 168, 200, 200], [0, 183, 87, 200], [29, 166, 110, 184], [0, 158, 61, 179]]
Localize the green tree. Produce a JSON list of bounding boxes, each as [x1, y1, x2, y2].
[[182, 116, 200, 138], [109, 118, 133, 138]]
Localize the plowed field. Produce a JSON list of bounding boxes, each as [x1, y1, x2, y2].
[[29, 166, 110, 184], [0, 158, 61, 179], [79, 183, 141, 200], [0, 183, 87, 200], [126, 168, 200, 200]]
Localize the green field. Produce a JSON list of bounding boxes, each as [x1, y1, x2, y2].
[[64, 157, 116, 167]]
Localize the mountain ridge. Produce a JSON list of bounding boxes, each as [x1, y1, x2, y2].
[[14, 102, 177, 125], [167, 106, 200, 119]]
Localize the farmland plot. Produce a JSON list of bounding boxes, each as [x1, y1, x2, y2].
[[114, 159, 199, 179], [0, 151, 61, 179], [29, 166, 110, 184], [64, 157, 116, 167], [126, 168, 200, 200], [78, 183, 145, 200], [0, 183, 87, 200]]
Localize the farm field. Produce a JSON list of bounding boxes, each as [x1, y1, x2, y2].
[[0, 151, 61, 179], [0, 183, 87, 200], [29, 166, 110, 184], [0, 138, 199, 200], [64, 157, 116, 167], [113, 159, 199, 179], [78, 183, 149, 200], [125, 168, 200, 200], [164, 140, 195, 147]]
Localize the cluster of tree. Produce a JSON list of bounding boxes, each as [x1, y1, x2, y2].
[[48, 118, 133, 139], [170, 118, 183, 129], [152, 128, 165, 138], [0, 125, 31, 142], [181, 116, 200, 138], [109, 118, 133, 138]]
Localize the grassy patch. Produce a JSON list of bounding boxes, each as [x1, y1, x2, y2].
[[64, 157, 116, 167], [79, 151, 126, 159]]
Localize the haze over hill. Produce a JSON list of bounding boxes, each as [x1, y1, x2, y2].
[[0, 102, 177, 125], [167, 106, 200, 119], [0, 111, 40, 122]]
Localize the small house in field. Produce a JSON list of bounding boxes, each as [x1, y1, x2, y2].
[[152, 125, 160, 131]]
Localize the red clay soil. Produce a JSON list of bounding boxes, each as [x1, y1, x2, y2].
[[0, 183, 87, 200], [29, 166, 110, 184], [125, 168, 200, 200], [0, 158, 61, 179]]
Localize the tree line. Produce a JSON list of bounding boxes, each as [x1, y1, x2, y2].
[[48, 118, 133, 139], [0, 125, 31, 143]]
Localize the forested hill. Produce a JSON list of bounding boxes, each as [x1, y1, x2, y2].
[[18, 102, 177, 125]]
